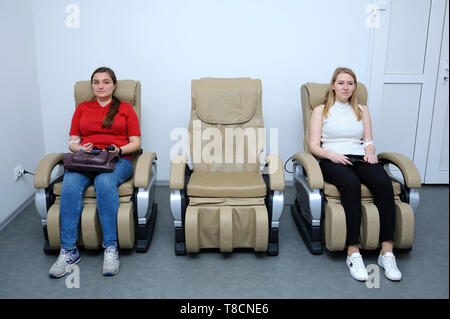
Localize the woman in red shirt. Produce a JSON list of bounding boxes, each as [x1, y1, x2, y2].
[[49, 67, 141, 278]]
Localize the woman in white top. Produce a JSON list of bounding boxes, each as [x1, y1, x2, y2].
[[309, 67, 402, 282]]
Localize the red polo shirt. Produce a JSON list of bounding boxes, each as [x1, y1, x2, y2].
[[69, 100, 141, 160]]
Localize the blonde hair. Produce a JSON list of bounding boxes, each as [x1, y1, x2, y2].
[[322, 67, 362, 121]]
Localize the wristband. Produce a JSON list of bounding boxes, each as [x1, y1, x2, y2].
[[69, 138, 81, 145], [363, 139, 374, 148], [118, 147, 123, 156]]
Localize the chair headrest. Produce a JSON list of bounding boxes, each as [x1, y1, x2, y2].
[[304, 82, 368, 109], [192, 78, 261, 125], [74, 80, 140, 107]]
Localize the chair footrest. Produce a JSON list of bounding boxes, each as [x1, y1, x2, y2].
[[185, 204, 269, 253]]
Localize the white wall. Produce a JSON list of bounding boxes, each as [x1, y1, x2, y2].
[[31, 0, 373, 181], [0, 0, 45, 226]]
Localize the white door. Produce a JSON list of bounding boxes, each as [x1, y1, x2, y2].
[[425, 2, 449, 183], [367, 0, 448, 184]]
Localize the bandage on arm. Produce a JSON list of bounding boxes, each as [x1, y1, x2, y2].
[[363, 139, 374, 148]]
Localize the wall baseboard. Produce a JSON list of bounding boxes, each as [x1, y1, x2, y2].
[[0, 192, 35, 232], [156, 180, 169, 186]]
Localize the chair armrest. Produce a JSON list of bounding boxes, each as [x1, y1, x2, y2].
[[265, 154, 285, 190], [378, 152, 422, 188], [169, 154, 189, 190], [34, 153, 65, 188], [292, 153, 324, 189], [134, 152, 157, 188]]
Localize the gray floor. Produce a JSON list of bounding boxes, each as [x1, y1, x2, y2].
[[0, 185, 448, 299]]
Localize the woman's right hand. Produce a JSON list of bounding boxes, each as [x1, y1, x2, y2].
[[81, 142, 93, 152], [327, 152, 353, 165]]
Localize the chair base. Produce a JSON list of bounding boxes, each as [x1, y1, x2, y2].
[[135, 203, 158, 253], [175, 227, 187, 256], [266, 243, 279, 256], [291, 201, 323, 255], [175, 242, 187, 256], [266, 227, 279, 256]]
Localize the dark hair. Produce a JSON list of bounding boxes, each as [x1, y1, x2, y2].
[[91, 67, 121, 129]]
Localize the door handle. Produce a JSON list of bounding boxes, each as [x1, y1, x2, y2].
[[444, 58, 449, 81]]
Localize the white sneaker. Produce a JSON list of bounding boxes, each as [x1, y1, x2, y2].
[[103, 246, 119, 276], [49, 248, 80, 278], [378, 252, 402, 281], [346, 252, 369, 281]]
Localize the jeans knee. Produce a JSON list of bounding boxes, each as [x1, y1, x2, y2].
[[60, 181, 84, 199], [61, 171, 91, 197], [94, 174, 119, 198]]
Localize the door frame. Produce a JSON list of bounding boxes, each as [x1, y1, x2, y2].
[[425, 0, 449, 183]]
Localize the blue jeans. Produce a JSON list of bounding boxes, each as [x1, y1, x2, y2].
[[59, 158, 133, 249]]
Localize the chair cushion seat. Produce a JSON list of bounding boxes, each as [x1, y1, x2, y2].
[[324, 181, 402, 198], [53, 179, 134, 197], [187, 172, 267, 198]]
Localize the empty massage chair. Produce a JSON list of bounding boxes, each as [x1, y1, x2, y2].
[[169, 77, 285, 255], [291, 82, 421, 254], [34, 80, 158, 253]]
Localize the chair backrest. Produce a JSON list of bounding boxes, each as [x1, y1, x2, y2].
[[74, 80, 142, 123], [189, 77, 264, 173], [300, 82, 368, 153]]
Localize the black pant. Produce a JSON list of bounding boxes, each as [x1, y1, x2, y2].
[[319, 156, 396, 246]]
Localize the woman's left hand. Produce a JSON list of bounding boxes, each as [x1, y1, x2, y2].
[[364, 153, 378, 164], [108, 144, 120, 154]]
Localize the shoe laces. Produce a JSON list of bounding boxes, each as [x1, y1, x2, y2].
[[56, 249, 76, 265], [350, 254, 365, 270], [383, 254, 399, 270], [104, 246, 118, 264]]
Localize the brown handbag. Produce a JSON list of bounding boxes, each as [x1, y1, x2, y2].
[[63, 150, 119, 173]]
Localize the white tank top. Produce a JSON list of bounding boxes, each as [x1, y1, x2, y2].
[[320, 101, 365, 156]]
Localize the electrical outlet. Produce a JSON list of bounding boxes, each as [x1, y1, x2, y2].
[[14, 165, 24, 181]]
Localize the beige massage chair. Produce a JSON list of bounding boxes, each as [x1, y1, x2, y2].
[[169, 78, 285, 255], [291, 82, 421, 254], [34, 80, 158, 253]]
